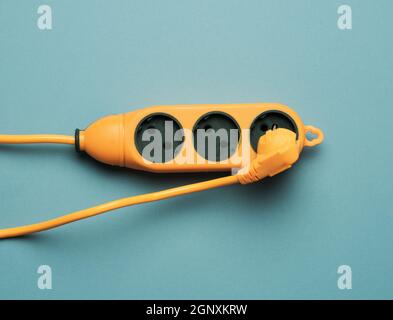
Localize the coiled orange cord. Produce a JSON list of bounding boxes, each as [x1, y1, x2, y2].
[[0, 129, 304, 239]]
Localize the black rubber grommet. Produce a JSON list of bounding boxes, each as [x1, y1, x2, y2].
[[75, 129, 81, 153]]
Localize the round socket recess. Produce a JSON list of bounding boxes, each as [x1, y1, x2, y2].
[[135, 113, 184, 163], [193, 112, 240, 162], [250, 110, 298, 152]]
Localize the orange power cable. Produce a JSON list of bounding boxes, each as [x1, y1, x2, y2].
[[0, 134, 75, 145], [0, 175, 239, 239]]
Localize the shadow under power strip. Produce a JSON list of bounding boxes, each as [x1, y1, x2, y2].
[[0, 103, 323, 239]]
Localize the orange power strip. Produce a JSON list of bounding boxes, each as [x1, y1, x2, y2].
[[0, 102, 323, 238]]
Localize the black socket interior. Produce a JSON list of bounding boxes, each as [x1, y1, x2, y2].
[[193, 112, 240, 162], [250, 110, 298, 152], [135, 113, 184, 163]]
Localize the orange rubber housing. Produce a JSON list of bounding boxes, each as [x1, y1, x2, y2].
[[78, 103, 323, 172]]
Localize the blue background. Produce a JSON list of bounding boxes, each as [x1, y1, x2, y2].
[[0, 0, 392, 299]]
